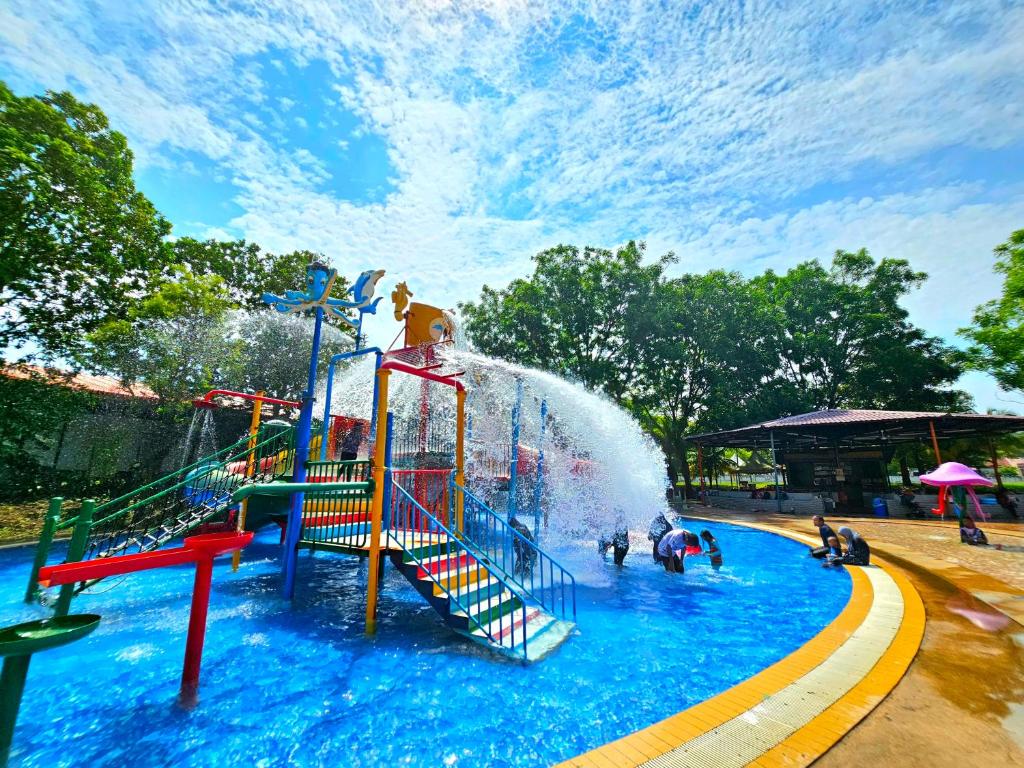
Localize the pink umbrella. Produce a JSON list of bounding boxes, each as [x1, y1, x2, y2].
[[920, 462, 993, 521]]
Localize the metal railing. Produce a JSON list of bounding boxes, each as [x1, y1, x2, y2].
[[392, 469, 452, 528], [300, 460, 374, 548], [457, 482, 576, 623], [26, 425, 297, 601], [388, 481, 533, 659]]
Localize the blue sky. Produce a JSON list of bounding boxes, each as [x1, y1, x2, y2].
[[2, 0, 1023, 411]]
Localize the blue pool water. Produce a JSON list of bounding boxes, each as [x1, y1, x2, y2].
[[1, 518, 850, 767]]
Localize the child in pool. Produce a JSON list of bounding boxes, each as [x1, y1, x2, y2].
[[700, 529, 723, 570], [823, 536, 844, 567]]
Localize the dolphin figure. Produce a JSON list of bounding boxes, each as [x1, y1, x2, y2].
[[262, 266, 386, 329]]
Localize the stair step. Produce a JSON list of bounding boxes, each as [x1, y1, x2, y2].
[[449, 576, 504, 604], [451, 591, 522, 627], [301, 512, 370, 527], [415, 551, 476, 578], [471, 607, 546, 647], [431, 563, 488, 593]]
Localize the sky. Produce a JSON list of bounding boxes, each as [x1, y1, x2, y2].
[[2, 0, 1023, 411]]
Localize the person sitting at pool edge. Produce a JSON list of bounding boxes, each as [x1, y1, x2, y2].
[[822, 535, 844, 567], [837, 526, 871, 566], [648, 512, 672, 563], [700, 529, 723, 570], [810, 515, 838, 558], [960, 517, 989, 546]]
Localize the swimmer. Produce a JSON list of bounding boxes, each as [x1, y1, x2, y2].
[[657, 528, 702, 573], [822, 535, 843, 567], [699, 529, 723, 570]]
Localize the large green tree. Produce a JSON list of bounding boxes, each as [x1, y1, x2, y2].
[[0, 82, 171, 359], [459, 241, 673, 401], [960, 229, 1024, 393], [627, 271, 776, 486], [754, 249, 965, 412]]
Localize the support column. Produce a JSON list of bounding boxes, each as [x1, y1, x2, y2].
[[508, 378, 523, 520], [234, 391, 263, 572], [455, 388, 466, 534], [366, 368, 391, 634], [989, 437, 1004, 489], [771, 430, 782, 513], [532, 399, 547, 542], [179, 556, 214, 704], [929, 420, 942, 466], [697, 443, 707, 506], [282, 306, 324, 599]]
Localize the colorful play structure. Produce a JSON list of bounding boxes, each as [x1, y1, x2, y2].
[[6, 262, 576, 765]]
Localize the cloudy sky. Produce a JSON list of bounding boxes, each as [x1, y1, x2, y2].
[[2, 0, 1022, 410]]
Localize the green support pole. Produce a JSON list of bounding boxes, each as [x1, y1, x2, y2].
[[0, 654, 30, 767], [25, 498, 62, 604], [54, 500, 95, 618]]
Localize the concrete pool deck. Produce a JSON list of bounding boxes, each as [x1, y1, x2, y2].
[[561, 513, 1024, 768]]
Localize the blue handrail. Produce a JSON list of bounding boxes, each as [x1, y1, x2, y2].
[[389, 482, 532, 660], [319, 347, 382, 460], [455, 482, 577, 623]]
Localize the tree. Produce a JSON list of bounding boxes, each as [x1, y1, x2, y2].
[[168, 239, 333, 310], [960, 229, 1024, 393], [83, 266, 239, 408], [459, 241, 674, 401], [0, 82, 171, 359], [627, 272, 775, 488], [754, 249, 965, 412]]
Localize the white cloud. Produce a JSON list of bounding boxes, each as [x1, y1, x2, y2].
[[1, 0, 1023, 412]]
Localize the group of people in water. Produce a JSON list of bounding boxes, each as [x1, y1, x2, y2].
[[645, 513, 723, 573], [597, 512, 725, 573]]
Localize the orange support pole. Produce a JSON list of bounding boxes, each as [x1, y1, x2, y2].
[[233, 390, 264, 572], [929, 420, 942, 466], [366, 368, 391, 635], [697, 443, 707, 506], [455, 389, 466, 534]]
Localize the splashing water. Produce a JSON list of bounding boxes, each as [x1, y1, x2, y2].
[[323, 346, 669, 545]]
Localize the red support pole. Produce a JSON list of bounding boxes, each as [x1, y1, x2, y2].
[[180, 556, 214, 703]]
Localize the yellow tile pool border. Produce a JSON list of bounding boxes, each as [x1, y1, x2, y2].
[[557, 518, 925, 768]]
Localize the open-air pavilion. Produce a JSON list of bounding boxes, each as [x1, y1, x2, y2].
[[687, 408, 1024, 515]]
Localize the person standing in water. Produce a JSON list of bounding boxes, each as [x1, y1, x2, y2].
[[699, 529, 723, 570], [648, 512, 672, 563], [657, 529, 701, 573]]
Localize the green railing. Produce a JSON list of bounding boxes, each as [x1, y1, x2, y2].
[[25, 424, 297, 604], [300, 460, 374, 549]]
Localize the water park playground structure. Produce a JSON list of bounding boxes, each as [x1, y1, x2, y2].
[[6, 263, 577, 764]]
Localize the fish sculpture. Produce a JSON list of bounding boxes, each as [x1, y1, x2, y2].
[[263, 264, 385, 328]]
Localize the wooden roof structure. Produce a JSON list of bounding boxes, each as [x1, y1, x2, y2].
[[688, 409, 1024, 450]]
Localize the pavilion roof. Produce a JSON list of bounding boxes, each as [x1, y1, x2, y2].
[[688, 408, 1024, 450]]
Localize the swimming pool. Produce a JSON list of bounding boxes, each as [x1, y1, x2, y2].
[[2, 518, 850, 767]]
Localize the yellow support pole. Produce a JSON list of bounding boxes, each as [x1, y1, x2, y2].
[[929, 420, 942, 466], [365, 368, 391, 634], [455, 388, 466, 535], [233, 390, 265, 572]]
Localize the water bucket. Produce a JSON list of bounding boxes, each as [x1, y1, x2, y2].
[[872, 497, 889, 517]]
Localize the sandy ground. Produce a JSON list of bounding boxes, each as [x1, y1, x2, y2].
[[692, 508, 1024, 767]]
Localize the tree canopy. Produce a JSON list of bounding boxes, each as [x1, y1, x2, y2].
[[960, 229, 1024, 394], [461, 242, 968, 489], [0, 82, 171, 358]]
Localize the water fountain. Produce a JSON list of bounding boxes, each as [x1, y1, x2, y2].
[[323, 345, 670, 546]]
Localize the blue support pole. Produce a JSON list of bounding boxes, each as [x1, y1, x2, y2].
[[507, 378, 523, 521], [319, 346, 383, 461], [382, 413, 394, 530], [283, 305, 324, 598], [532, 399, 547, 540]]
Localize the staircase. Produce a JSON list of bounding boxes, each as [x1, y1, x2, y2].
[[387, 481, 575, 662], [27, 425, 297, 599]]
